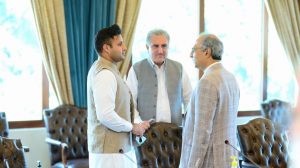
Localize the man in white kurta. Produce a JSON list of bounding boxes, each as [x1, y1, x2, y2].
[[126, 29, 192, 126], [87, 24, 150, 168], [180, 33, 240, 168], [88, 67, 137, 167]]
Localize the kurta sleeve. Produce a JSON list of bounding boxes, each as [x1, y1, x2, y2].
[[93, 70, 132, 132]]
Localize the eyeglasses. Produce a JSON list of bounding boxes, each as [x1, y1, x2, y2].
[[192, 47, 202, 52], [190, 47, 202, 57]]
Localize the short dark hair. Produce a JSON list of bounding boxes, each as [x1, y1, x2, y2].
[[94, 24, 122, 54]]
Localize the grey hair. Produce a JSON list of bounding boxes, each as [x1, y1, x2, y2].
[[199, 34, 223, 60], [146, 29, 170, 46]]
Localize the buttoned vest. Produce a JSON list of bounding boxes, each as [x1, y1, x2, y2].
[[87, 57, 134, 153], [133, 58, 183, 125]]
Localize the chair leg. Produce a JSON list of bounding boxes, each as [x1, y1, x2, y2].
[[239, 159, 243, 168]]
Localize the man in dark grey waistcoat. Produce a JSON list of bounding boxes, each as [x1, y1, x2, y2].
[[126, 29, 192, 126]]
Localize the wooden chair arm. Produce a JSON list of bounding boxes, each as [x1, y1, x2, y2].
[[45, 138, 68, 167], [23, 145, 30, 152]]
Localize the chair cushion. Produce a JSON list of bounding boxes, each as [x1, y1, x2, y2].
[[43, 105, 88, 165], [0, 137, 5, 167], [1, 137, 27, 168], [261, 99, 292, 131], [237, 118, 289, 168], [135, 122, 182, 168], [0, 112, 9, 137]]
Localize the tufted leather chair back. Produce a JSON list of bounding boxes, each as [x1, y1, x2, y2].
[[43, 105, 88, 166], [0, 136, 27, 168], [135, 122, 182, 168], [0, 137, 4, 167], [261, 99, 292, 132], [0, 112, 9, 137], [237, 118, 289, 168]]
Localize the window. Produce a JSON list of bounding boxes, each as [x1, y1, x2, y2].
[[205, 0, 263, 111], [267, 19, 297, 104], [204, 0, 297, 111], [132, 0, 199, 88], [0, 0, 56, 123], [133, 0, 298, 113]]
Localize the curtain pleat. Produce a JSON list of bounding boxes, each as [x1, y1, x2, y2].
[[30, 0, 74, 105], [265, 0, 300, 77], [265, 1, 300, 154], [115, 0, 141, 78]]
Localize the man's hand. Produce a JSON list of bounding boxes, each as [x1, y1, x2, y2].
[[132, 124, 146, 136], [132, 119, 154, 136], [140, 120, 151, 130]]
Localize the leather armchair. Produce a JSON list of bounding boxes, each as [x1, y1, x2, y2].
[[0, 137, 4, 167], [0, 112, 29, 168], [0, 136, 28, 168], [237, 118, 289, 168], [43, 105, 88, 168], [135, 122, 182, 168], [261, 99, 292, 132], [0, 112, 9, 137]]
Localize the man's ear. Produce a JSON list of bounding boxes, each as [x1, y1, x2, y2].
[[206, 48, 212, 57], [103, 44, 111, 53], [146, 44, 149, 51]]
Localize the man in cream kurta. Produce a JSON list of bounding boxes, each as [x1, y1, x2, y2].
[[180, 33, 240, 168], [87, 24, 150, 168]]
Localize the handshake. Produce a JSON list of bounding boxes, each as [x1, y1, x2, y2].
[[132, 119, 155, 136]]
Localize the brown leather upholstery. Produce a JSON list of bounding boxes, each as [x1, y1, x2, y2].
[[0, 136, 27, 168], [0, 112, 9, 137], [261, 99, 292, 131], [237, 118, 289, 168], [43, 105, 88, 168], [135, 122, 182, 168], [0, 137, 4, 167]]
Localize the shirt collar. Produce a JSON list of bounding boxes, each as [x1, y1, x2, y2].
[[204, 62, 221, 74], [147, 57, 166, 69], [98, 56, 118, 71]]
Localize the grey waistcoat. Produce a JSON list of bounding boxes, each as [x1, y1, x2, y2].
[[133, 58, 183, 125], [87, 57, 134, 153]]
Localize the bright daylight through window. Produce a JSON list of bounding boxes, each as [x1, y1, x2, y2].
[[0, 0, 297, 122], [205, 0, 297, 110], [0, 0, 44, 121], [134, 0, 297, 112]]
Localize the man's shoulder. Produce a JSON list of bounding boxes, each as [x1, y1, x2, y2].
[[133, 58, 148, 66], [132, 59, 150, 71], [94, 62, 109, 74], [166, 58, 183, 70], [88, 60, 102, 76], [166, 58, 180, 64]]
